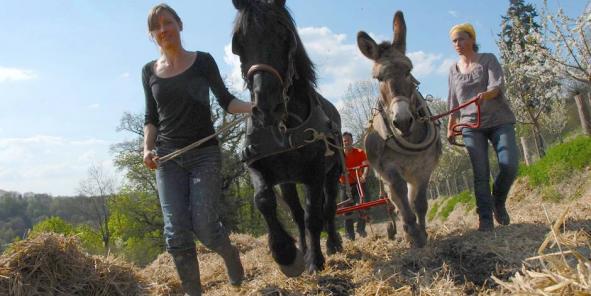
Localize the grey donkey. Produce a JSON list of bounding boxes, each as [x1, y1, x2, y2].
[[357, 11, 442, 248]]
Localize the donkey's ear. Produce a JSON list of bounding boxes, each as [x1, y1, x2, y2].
[[357, 31, 379, 61], [392, 11, 406, 53], [232, 0, 248, 10]]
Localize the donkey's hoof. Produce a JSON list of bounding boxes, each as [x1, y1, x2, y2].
[[404, 224, 427, 248], [278, 248, 305, 277]]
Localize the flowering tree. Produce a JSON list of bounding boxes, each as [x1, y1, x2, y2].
[[498, 2, 565, 156], [538, 1, 591, 135]]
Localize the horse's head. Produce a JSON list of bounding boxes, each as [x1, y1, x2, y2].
[[357, 11, 417, 137], [232, 0, 299, 129]]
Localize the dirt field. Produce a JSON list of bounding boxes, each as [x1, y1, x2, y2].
[[2, 169, 589, 295]]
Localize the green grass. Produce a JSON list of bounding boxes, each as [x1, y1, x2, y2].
[[519, 135, 591, 186], [427, 200, 441, 222], [437, 191, 476, 220]]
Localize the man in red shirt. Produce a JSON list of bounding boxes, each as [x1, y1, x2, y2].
[[339, 132, 370, 240]]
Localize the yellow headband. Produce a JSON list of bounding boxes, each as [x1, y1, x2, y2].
[[449, 23, 476, 41]]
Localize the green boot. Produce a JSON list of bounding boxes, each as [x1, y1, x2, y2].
[[171, 249, 202, 296], [217, 244, 244, 286]]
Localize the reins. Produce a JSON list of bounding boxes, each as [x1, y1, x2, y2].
[[156, 116, 248, 164], [428, 95, 481, 135]]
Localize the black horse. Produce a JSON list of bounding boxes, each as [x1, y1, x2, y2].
[[232, 0, 343, 275]]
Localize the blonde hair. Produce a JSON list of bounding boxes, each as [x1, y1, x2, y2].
[[147, 3, 182, 31]]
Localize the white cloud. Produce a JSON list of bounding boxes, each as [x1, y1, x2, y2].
[[0, 135, 118, 196], [119, 72, 130, 79], [0, 66, 37, 82], [448, 10, 459, 18], [407, 51, 443, 77], [297, 26, 373, 100], [437, 58, 456, 75], [222, 26, 451, 102], [87, 103, 100, 109], [223, 43, 246, 95]]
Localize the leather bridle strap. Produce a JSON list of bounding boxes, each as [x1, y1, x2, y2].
[[247, 64, 284, 87]]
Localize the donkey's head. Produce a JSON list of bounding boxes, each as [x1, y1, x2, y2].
[[357, 11, 417, 137], [232, 0, 303, 128]]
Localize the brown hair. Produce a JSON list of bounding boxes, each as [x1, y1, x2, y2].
[[147, 3, 182, 31]]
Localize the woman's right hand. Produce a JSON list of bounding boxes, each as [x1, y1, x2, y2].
[[143, 150, 159, 170], [447, 129, 457, 145]]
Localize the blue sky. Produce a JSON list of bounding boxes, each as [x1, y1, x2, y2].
[[0, 0, 586, 196]]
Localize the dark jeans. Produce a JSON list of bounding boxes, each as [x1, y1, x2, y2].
[[155, 145, 233, 253], [462, 123, 519, 217], [341, 182, 368, 238]]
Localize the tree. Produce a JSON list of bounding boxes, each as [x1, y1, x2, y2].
[[78, 164, 117, 254], [425, 97, 472, 197], [339, 80, 380, 142], [498, 0, 563, 156], [112, 112, 158, 194], [538, 1, 591, 135]]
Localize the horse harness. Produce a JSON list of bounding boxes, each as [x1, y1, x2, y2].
[[241, 93, 341, 165], [240, 23, 341, 165]]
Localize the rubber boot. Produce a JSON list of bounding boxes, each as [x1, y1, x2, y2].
[[344, 217, 355, 240], [493, 194, 511, 225], [357, 212, 367, 238], [216, 243, 244, 286], [477, 208, 494, 232], [171, 249, 202, 296]]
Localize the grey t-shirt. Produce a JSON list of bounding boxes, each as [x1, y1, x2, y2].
[[447, 53, 516, 128]]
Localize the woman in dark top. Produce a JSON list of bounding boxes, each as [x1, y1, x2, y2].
[[447, 23, 519, 232], [142, 4, 251, 295]]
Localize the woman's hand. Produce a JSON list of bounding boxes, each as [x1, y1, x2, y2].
[[447, 129, 457, 145], [143, 150, 159, 170]]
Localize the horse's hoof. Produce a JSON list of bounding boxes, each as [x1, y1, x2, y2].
[[306, 264, 322, 275], [278, 248, 305, 277], [326, 235, 343, 255]]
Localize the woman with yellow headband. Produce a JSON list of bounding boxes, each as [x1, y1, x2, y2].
[[446, 23, 519, 232]]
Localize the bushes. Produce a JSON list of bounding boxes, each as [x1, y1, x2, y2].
[[519, 135, 591, 186]]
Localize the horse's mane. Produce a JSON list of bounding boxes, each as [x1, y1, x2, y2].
[[232, 1, 318, 88]]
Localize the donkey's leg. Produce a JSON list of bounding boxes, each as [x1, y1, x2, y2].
[[254, 180, 304, 277], [303, 181, 326, 273], [382, 168, 425, 248], [323, 165, 343, 255], [279, 183, 307, 254], [408, 180, 429, 243]]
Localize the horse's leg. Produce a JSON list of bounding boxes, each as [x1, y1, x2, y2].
[[278, 183, 307, 254], [302, 181, 325, 273], [408, 180, 429, 244], [381, 168, 426, 248], [323, 165, 342, 255], [252, 176, 304, 277]]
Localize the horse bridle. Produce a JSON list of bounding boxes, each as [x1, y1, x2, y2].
[[242, 21, 299, 114]]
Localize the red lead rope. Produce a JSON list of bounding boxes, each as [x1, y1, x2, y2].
[[429, 95, 481, 136]]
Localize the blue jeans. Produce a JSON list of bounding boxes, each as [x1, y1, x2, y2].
[[462, 123, 519, 217], [155, 145, 232, 254]]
